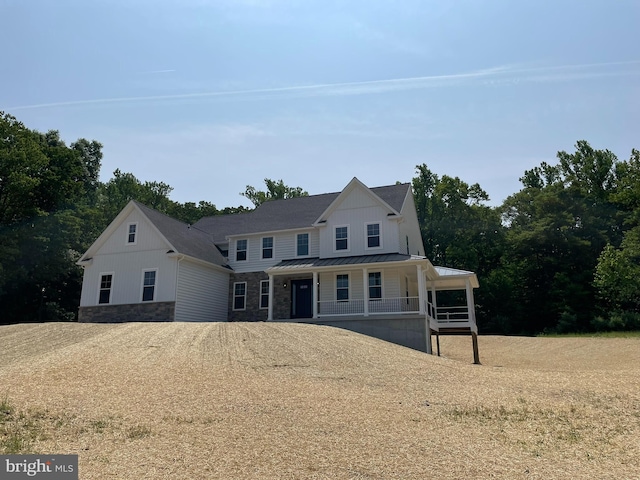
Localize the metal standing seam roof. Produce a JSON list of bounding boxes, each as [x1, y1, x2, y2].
[[266, 253, 429, 271], [267, 255, 479, 288], [133, 201, 228, 267], [193, 183, 412, 244]]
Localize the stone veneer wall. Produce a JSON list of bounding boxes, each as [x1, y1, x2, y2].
[[78, 302, 175, 323], [228, 272, 270, 322], [273, 279, 292, 320], [227, 273, 309, 321]]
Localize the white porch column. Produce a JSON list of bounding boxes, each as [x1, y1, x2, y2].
[[431, 286, 438, 318], [363, 267, 369, 316], [312, 271, 318, 319], [465, 278, 477, 326], [267, 274, 274, 321], [416, 264, 425, 314]]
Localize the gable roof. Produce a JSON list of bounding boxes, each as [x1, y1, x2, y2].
[[78, 201, 227, 268], [133, 202, 227, 267], [194, 181, 411, 243], [313, 177, 402, 225]]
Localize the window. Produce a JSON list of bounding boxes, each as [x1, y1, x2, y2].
[[369, 272, 382, 299], [262, 237, 273, 259], [260, 280, 269, 309], [98, 273, 113, 304], [366, 223, 381, 248], [335, 226, 349, 251], [336, 274, 349, 301], [236, 239, 247, 261], [233, 282, 246, 310], [127, 223, 137, 244], [142, 270, 156, 302], [296, 233, 309, 256]]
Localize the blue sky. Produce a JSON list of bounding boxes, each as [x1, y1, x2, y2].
[[2, 0, 639, 208]]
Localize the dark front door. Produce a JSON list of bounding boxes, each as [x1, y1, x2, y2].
[[291, 279, 313, 319]]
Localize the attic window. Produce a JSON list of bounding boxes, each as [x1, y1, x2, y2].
[[127, 223, 138, 244]]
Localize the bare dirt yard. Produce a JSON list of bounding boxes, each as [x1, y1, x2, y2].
[[1, 322, 638, 479]]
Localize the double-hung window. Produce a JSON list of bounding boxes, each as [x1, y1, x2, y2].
[[336, 274, 349, 301], [127, 223, 137, 244], [233, 282, 247, 310], [142, 270, 157, 302], [260, 280, 269, 309], [296, 233, 309, 256], [369, 272, 382, 300], [366, 223, 381, 249], [98, 273, 113, 304], [262, 237, 273, 259], [236, 239, 247, 261], [335, 226, 349, 251]]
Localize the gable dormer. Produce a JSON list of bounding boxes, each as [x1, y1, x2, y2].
[[314, 178, 404, 258]]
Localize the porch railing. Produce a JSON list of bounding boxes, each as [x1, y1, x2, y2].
[[317, 296, 420, 317], [432, 305, 475, 330]]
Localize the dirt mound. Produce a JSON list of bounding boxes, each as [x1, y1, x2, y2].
[[1, 323, 638, 479]]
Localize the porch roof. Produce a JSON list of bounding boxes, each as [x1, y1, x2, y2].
[[267, 253, 429, 273], [430, 266, 479, 289], [267, 254, 480, 289]]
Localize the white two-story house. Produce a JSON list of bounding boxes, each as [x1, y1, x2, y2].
[[77, 178, 479, 358]]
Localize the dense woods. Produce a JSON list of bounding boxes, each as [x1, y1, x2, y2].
[[1, 111, 638, 333]]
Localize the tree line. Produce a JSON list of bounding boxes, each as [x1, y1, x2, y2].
[[1, 111, 638, 333]]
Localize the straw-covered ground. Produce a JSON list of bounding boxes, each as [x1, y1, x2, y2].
[[1, 322, 638, 479]]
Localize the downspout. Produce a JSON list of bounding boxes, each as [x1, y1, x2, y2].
[[171, 253, 185, 322]]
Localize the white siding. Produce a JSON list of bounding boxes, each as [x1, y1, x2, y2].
[[319, 206, 400, 258], [399, 191, 425, 256], [79, 249, 177, 306], [229, 229, 320, 273], [175, 260, 229, 322], [97, 209, 169, 255], [318, 268, 403, 300]]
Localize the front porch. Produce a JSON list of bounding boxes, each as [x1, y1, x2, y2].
[[264, 254, 480, 361]]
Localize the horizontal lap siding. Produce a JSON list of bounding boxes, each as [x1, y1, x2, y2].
[[79, 250, 177, 306], [230, 229, 319, 273], [399, 192, 425, 256], [175, 260, 230, 322], [319, 268, 402, 301]]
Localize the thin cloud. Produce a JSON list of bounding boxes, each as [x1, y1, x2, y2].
[[6, 60, 640, 111], [139, 69, 177, 74]]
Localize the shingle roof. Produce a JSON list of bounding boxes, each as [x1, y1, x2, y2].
[[194, 183, 411, 243], [134, 201, 228, 267]]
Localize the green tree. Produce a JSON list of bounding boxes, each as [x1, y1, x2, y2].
[[499, 141, 624, 333], [412, 164, 507, 332], [0, 112, 49, 224], [594, 228, 640, 313], [0, 113, 103, 323], [241, 178, 308, 207]]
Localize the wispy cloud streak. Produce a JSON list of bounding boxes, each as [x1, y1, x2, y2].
[[6, 60, 640, 111]]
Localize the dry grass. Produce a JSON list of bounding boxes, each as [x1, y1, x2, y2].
[[0, 322, 638, 479]]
